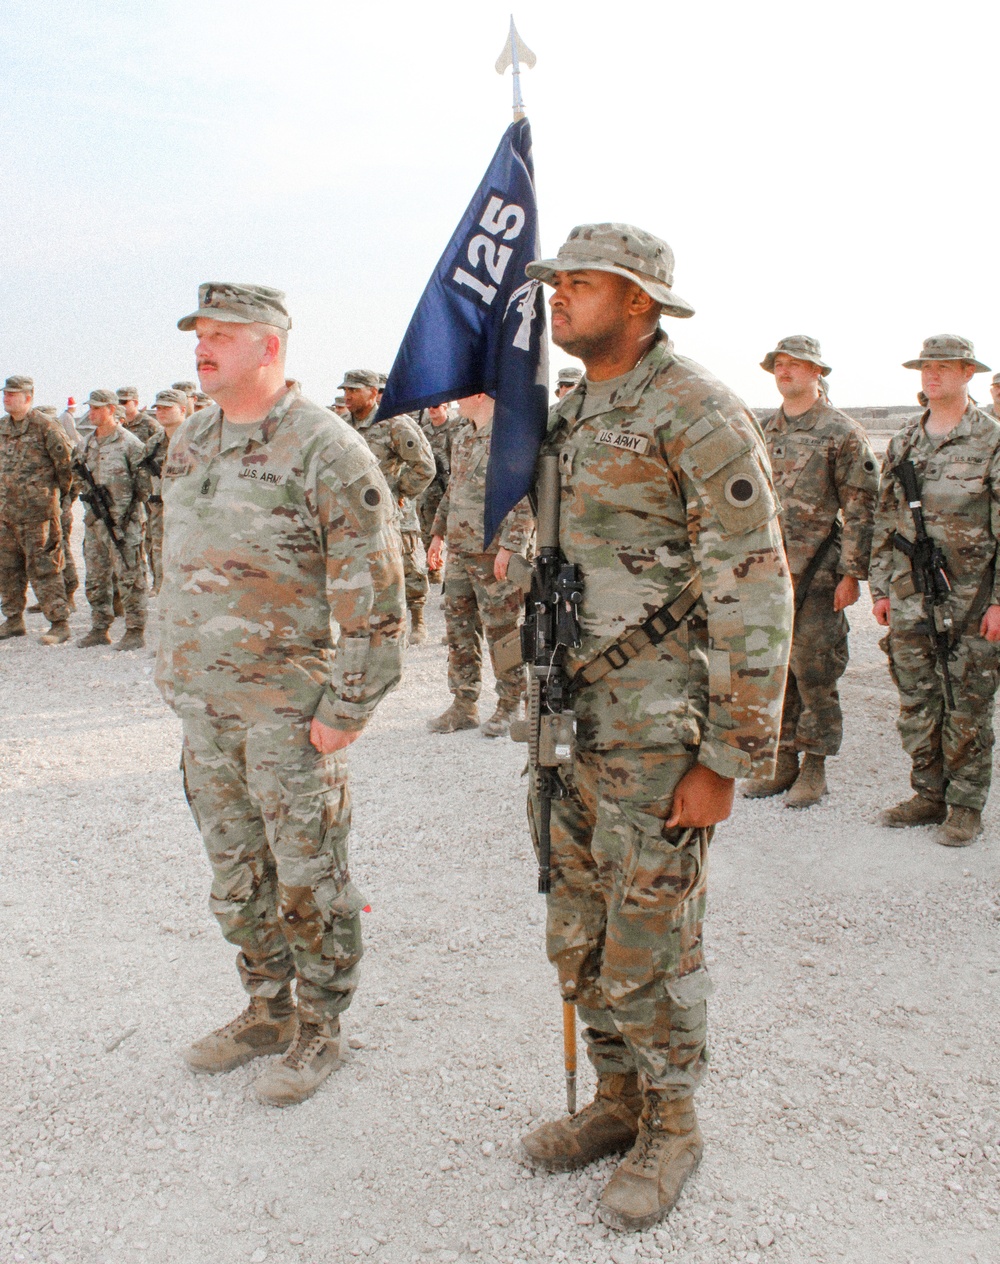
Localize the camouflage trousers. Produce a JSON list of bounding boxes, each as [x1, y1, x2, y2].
[[401, 529, 428, 611], [418, 485, 445, 556], [146, 499, 164, 594], [444, 551, 525, 707], [881, 628, 1000, 811], [0, 514, 68, 623], [529, 746, 712, 1097], [83, 522, 147, 631], [60, 499, 79, 599], [180, 706, 364, 1026], [781, 571, 849, 756]]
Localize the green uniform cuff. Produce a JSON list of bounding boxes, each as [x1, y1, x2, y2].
[[698, 734, 751, 780]]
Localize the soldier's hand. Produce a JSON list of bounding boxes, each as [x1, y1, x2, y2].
[[980, 604, 1000, 643], [833, 575, 860, 611], [309, 718, 361, 753], [872, 597, 891, 627], [665, 764, 735, 828], [427, 535, 445, 573], [494, 547, 513, 582]]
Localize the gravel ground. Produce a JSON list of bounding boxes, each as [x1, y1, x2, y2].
[[1, 513, 999, 1264]]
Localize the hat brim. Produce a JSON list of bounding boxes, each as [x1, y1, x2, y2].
[[525, 257, 695, 319], [760, 351, 832, 376], [177, 308, 257, 332], [903, 356, 991, 372]]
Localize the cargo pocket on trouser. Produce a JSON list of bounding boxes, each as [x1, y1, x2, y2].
[[602, 803, 711, 1092]]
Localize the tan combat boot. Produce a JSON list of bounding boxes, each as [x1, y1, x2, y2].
[[253, 1017, 340, 1107], [520, 1073, 643, 1172], [597, 1094, 703, 1232], [183, 995, 296, 1074], [0, 616, 26, 640], [427, 699, 479, 733], [785, 754, 827, 809], [114, 628, 145, 652], [741, 748, 799, 799], [879, 794, 947, 828], [481, 702, 517, 739], [409, 605, 428, 646], [938, 806, 982, 847], [40, 621, 71, 645], [77, 626, 112, 648]]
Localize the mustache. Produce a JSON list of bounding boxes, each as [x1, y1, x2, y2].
[[196, 359, 218, 371]]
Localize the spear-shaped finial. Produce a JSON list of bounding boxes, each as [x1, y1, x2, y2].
[[495, 15, 536, 121]]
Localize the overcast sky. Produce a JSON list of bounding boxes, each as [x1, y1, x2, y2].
[[2, 0, 997, 411]]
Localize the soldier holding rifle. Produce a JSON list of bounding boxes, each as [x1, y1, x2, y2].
[[514, 224, 792, 1230], [871, 335, 1000, 846]]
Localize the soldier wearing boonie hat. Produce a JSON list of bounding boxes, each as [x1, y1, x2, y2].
[[159, 283, 404, 1109], [554, 366, 582, 400], [744, 336, 878, 811], [518, 223, 792, 1231], [871, 334, 1000, 847], [986, 370, 1000, 420], [339, 368, 435, 644], [0, 375, 75, 644]]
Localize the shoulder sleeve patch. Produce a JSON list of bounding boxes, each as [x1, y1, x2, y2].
[[330, 441, 376, 488], [679, 420, 753, 481]]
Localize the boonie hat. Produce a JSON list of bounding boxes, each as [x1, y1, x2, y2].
[[116, 385, 140, 402], [177, 283, 292, 332], [87, 389, 118, 407], [526, 223, 695, 319], [3, 375, 34, 393], [903, 334, 989, 373], [556, 366, 583, 386], [761, 335, 832, 376], [339, 369, 381, 390], [154, 388, 188, 408]]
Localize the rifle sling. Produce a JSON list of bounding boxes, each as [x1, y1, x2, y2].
[[794, 520, 841, 615], [569, 577, 702, 693]]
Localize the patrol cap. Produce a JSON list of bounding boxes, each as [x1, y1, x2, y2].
[[116, 385, 140, 402], [3, 375, 34, 393], [338, 369, 381, 390], [35, 405, 58, 418], [88, 389, 118, 407], [154, 388, 188, 408], [526, 223, 695, 319], [171, 380, 198, 395], [194, 392, 212, 407], [177, 283, 292, 332], [556, 366, 582, 386], [376, 373, 388, 390], [903, 334, 990, 372], [991, 372, 1000, 386], [760, 335, 832, 376]]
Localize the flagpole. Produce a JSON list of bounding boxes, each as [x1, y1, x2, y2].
[[509, 17, 524, 121]]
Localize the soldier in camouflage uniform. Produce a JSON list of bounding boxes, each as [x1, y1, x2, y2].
[[0, 375, 74, 644], [159, 284, 404, 1107], [555, 365, 582, 399], [32, 405, 80, 613], [416, 403, 457, 584], [142, 389, 187, 594], [171, 380, 199, 418], [743, 336, 878, 808], [518, 225, 792, 1231], [76, 389, 151, 650], [984, 371, 1000, 420], [871, 335, 1000, 846], [426, 394, 533, 737], [340, 368, 435, 643], [117, 387, 164, 591]]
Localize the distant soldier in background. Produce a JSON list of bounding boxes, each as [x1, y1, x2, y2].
[[341, 368, 435, 643], [427, 393, 533, 737], [0, 375, 73, 644], [417, 402, 457, 585], [34, 405, 80, 613], [143, 388, 187, 593], [118, 386, 161, 444], [76, 389, 151, 650], [743, 336, 878, 807], [872, 335, 1000, 846], [172, 380, 199, 418], [985, 372, 1000, 420], [58, 398, 81, 447], [554, 365, 582, 399]]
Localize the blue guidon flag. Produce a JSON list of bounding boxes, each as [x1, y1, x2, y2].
[[376, 117, 549, 548]]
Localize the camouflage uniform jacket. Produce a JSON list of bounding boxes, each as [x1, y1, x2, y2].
[[124, 411, 163, 446], [351, 403, 434, 532], [143, 427, 171, 498], [870, 405, 1000, 633], [155, 384, 405, 732], [546, 332, 792, 779], [417, 410, 457, 488], [76, 426, 151, 539], [0, 409, 73, 523], [763, 399, 879, 580], [431, 416, 534, 555]]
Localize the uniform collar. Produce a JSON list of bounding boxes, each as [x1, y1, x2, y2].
[[550, 330, 675, 432], [918, 402, 979, 449], [218, 382, 300, 451], [354, 402, 379, 432], [776, 397, 824, 432]]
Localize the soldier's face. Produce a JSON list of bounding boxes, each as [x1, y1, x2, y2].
[[548, 270, 638, 357], [772, 355, 822, 397], [921, 360, 974, 402], [194, 318, 270, 397], [342, 386, 377, 418], [122, 399, 140, 421], [156, 404, 186, 434], [427, 404, 449, 426], [991, 383, 1000, 409], [3, 390, 31, 419], [90, 404, 116, 428], [555, 383, 573, 399]]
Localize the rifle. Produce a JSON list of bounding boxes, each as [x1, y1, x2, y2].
[[72, 457, 131, 565], [892, 458, 955, 709]]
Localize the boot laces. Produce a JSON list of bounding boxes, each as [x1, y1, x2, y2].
[[283, 1023, 326, 1070]]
